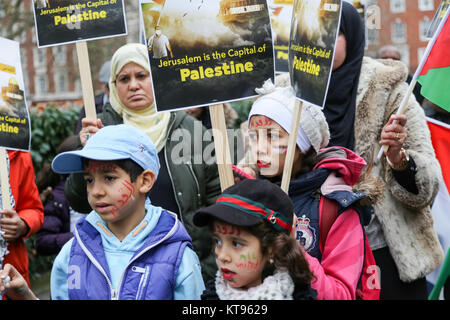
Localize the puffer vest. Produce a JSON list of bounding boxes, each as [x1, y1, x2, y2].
[[290, 168, 366, 261], [68, 210, 192, 300]]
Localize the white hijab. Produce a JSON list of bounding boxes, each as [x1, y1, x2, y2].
[[109, 43, 171, 153]]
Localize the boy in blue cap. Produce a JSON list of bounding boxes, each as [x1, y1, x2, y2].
[[50, 124, 205, 300]]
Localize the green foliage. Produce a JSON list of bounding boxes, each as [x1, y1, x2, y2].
[[29, 105, 81, 174], [229, 98, 255, 129]]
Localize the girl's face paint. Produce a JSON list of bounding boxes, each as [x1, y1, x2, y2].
[[84, 160, 138, 224], [248, 115, 291, 178], [212, 221, 269, 290]]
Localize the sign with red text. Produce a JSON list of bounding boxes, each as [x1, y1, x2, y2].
[[140, 0, 275, 112], [268, 0, 293, 73], [0, 37, 30, 151], [32, 0, 127, 47], [289, 0, 342, 108]]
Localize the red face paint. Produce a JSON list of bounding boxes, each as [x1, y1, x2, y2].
[[215, 223, 241, 236], [117, 180, 135, 208]]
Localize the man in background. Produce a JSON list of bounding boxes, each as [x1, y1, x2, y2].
[[148, 25, 173, 60], [378, 45, 424, 106]]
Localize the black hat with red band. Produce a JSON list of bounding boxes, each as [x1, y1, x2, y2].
[[193, 179, 294, 234]]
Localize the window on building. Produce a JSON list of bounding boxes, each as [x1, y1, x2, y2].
[[58, 74, 66, 93], [419, 17, 432, 41], [20, 50, 26, 70], [392, 19, 407, 43], [53, 46, 66, 64], [367, 29, 379, 46], [418, 47, 426, 64], [37, 49, 45, 66], [390, 0, 405, 13], [418, 0, 434, 11], [75, 77, 81, 93], [39, 76, 47, 94]]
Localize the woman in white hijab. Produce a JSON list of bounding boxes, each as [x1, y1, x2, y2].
[[68, 43, 221, 281]]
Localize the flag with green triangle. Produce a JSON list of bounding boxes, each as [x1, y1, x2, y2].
[[417, 10, 450, 112]]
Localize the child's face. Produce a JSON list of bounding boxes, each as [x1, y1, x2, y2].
[[83, 160, 140, 224], [212, 220, 269, 290], [249, 115, 300, 178]]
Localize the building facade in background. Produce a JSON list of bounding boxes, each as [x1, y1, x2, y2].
[[365, 0, 440, 73], [2, 0, 140, 109]]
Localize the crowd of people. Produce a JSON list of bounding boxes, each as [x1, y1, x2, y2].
[[0, 2, 448, 300]]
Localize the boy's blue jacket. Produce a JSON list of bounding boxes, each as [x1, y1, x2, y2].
[[50, 201, 205, 300]]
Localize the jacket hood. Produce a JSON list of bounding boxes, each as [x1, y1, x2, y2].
[[313, 147, 366, 186], [314, 146, 385, 205]]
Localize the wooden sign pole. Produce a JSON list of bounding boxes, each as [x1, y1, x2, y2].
[[0, 148, 11, 210], [281, 99, 303, 194], [209, 104, 234, 191], [76, 41, 97, 120]]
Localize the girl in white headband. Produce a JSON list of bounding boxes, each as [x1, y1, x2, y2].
[[243, 74, 382, 300]]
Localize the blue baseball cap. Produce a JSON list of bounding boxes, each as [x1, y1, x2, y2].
[[52, 124, 160, 176]]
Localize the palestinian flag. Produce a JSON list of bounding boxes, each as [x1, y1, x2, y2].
[[417, 11, 450, 112], [426, 117, 450, 297], [427, 117, 450, 191]]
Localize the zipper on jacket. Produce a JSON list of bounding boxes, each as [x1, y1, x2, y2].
[[132, 265, 150, 300], [164, 132, 183, 224], [111, 289, 118, 300], [186, 160, 201, 206], [74, 226, 116, 300], [114, 211, 180, 300]]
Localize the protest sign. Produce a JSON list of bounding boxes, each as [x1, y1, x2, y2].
[[33, 1, 128, 119], [0, 37, 31, 152], [280, 0, 342, 192], [140, 0, 275, 112], [268, 0, 293, 73], [289, 0, 342, 108], [0, 37, 29, 223], [32, 0, 127, 48]]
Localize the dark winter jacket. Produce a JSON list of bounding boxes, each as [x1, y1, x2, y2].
[[36, 179, 75, 256]]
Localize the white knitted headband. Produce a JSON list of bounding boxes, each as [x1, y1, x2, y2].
[[248, 79, 330, 154], [249, 94, 312, 153]]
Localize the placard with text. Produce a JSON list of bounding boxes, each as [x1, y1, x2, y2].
[[140, 0, 275, 112], [33, 0, 127, 47], [269, 0, 293, 73], [0, 37, 31, 151], [289, 0, 342, 108]]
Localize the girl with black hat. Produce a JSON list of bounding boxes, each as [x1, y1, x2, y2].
[[193, 179, 317, 300]]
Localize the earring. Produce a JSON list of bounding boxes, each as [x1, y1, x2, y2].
[[269, 257, 274, 264]]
